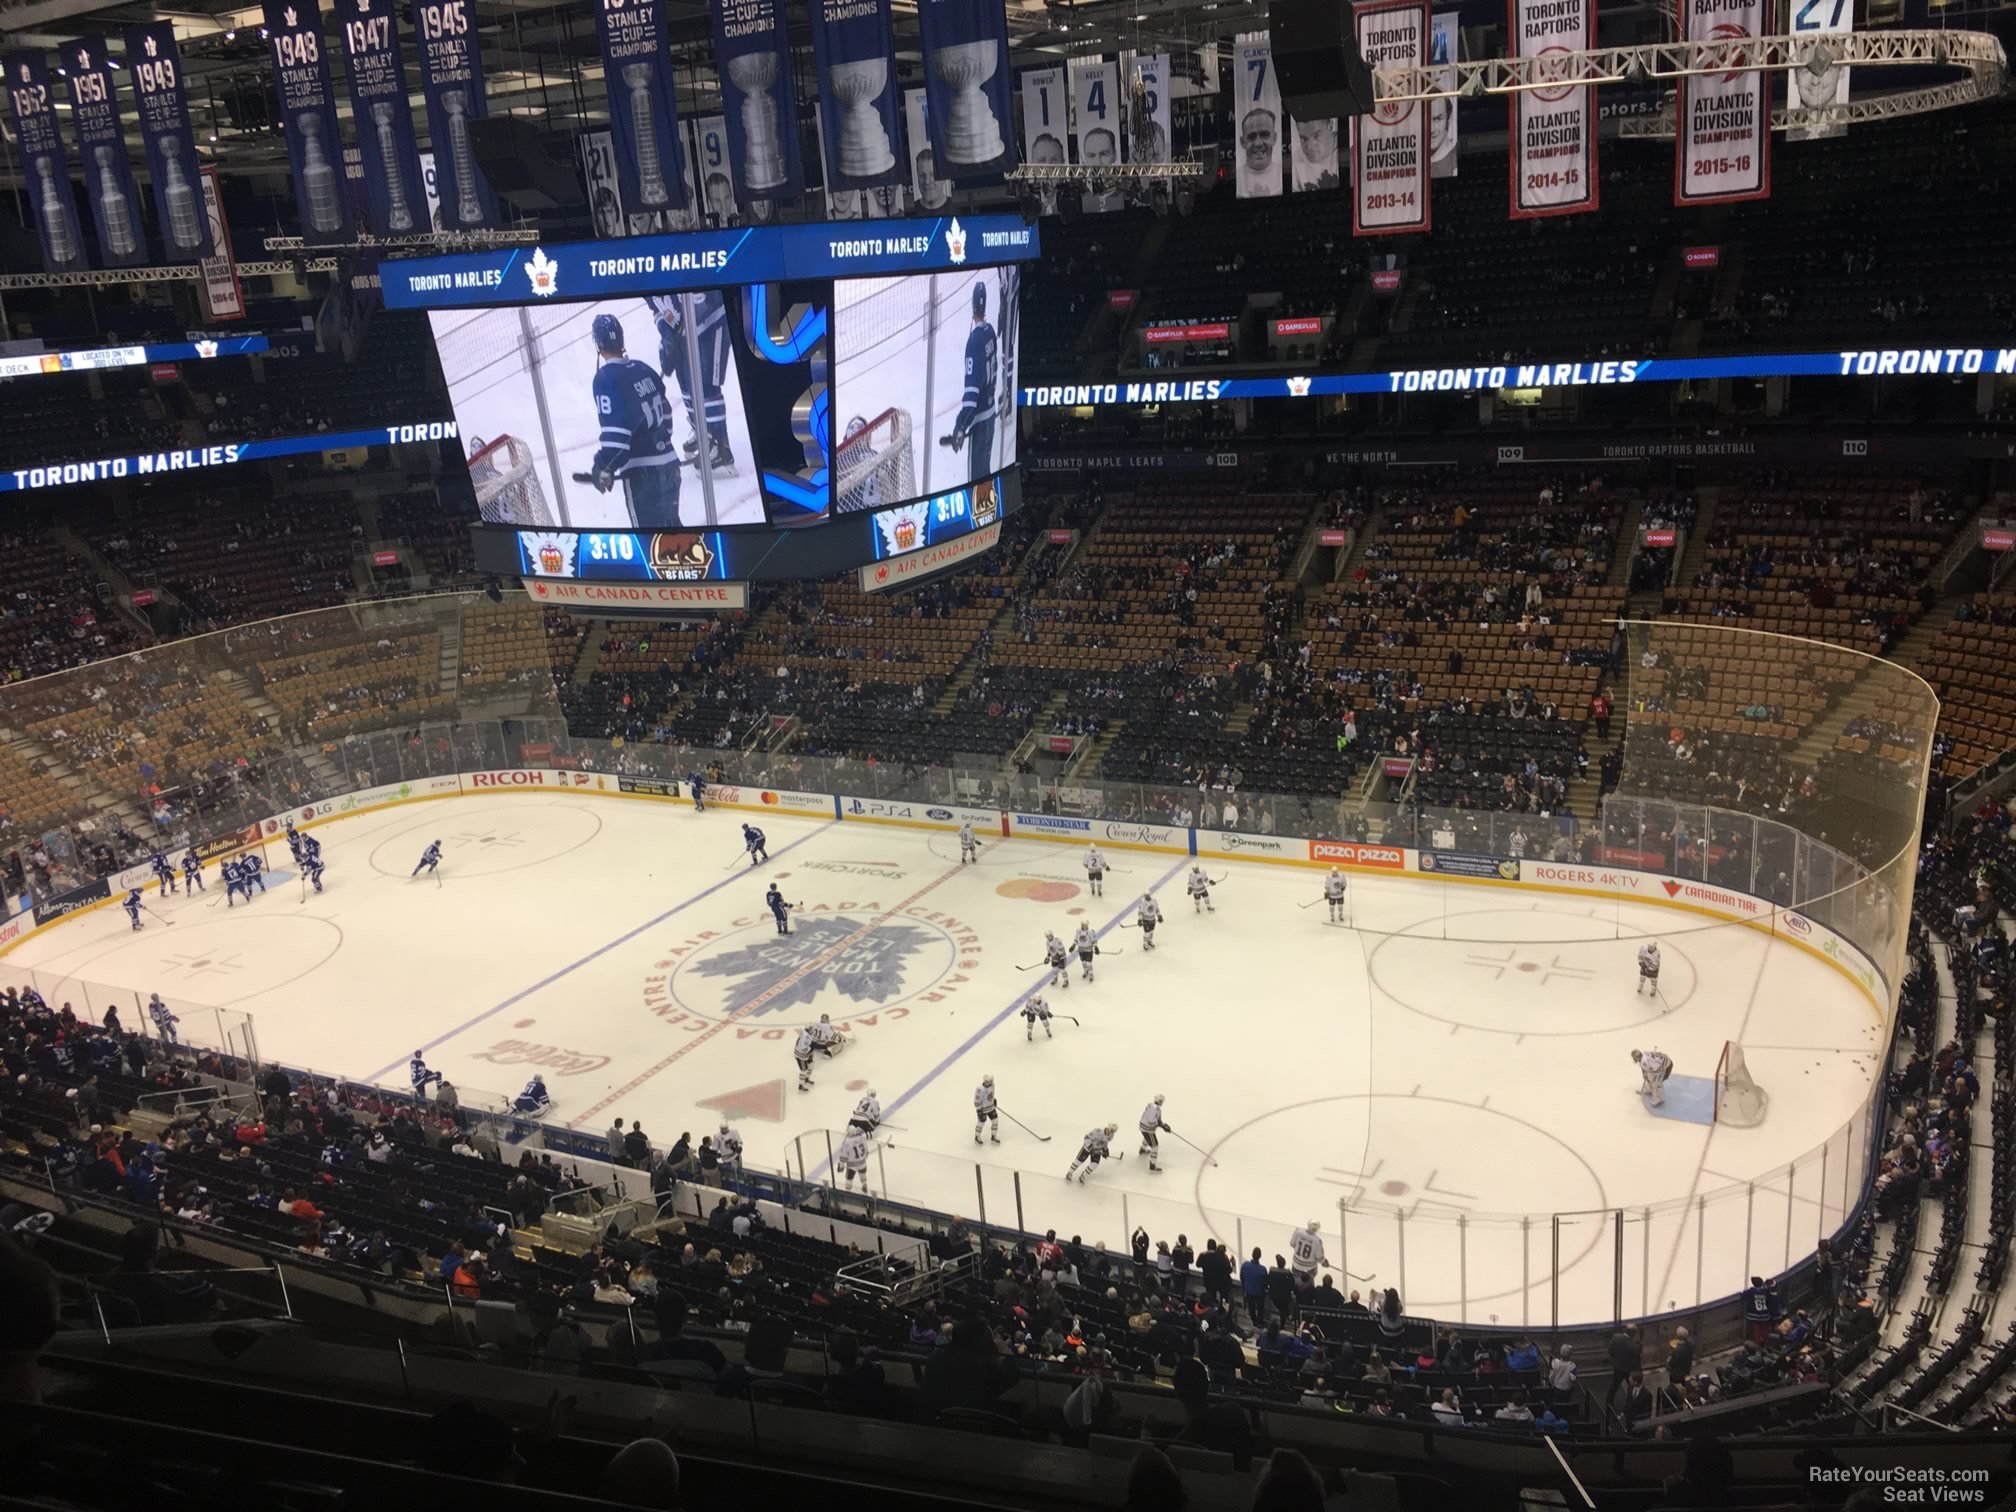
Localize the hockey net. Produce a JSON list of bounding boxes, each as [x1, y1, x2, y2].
[[834, 407, 916, 515], [1715, 1040, 1769, 1126], [468, 434, 555, 527]]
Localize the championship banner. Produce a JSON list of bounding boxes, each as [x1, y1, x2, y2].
[[62, 38, 146, 265], [709, 0, 804, 207], [196, 167, 245, 321], [5, 51, 86, 271], [595, 0, 686, 217], [1019, 66, 1065, 214], [1351, 0, 1430, 234], [1509, 0, 1595, 218], [692, 115, 738, 226], [915, 0, 1015, 180], [1232, 38, 1283, 199], [333, 0, 428, 236], [1787, 0, 1850, 141], [904, 87, 952, 209], [1429, 12, 1459, 178], [1289, 110, 1341, 190], [123, 22, 213, 257], [809, 0, 902, 191], [411, 0, 499, 229], [1069, 56, 1122, 212], [1676, 0, 1769, 205], [813, 105, 899, 219], [263, 0, 352, 244]]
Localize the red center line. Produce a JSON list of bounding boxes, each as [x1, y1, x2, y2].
[[573, 847, 981, 1127]]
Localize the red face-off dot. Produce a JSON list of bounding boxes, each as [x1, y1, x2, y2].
[[1381, 1180, 1410, 1197], [515, 1019, 536, 1028], [846, 1078, 867, 1091]]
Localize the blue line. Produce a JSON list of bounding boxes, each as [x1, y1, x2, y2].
[[362, 820, 835, 1083], [813, 853, 1192, 1179]]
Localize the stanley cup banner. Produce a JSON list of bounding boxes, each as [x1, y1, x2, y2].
[[1676, 0, 1769, 205], [1787, 0, 1851, 141], [709, 0, 805, 207], [915, 0, 1015, 180], [1069, 56, 1122, 212], [6, 50, 87, 272], [1351, 0, 1431, 235], [1509, 0, 1595, 218], [333, 0, 428, 236], [903, 87, 952, 209], [263, 0, 353, 244], [809, 0, 902, 191], [1019, 66, 1064, 214], [123, 22, 214, 258], [597, 0, 687, 216], [1232, 38, 1282, 199], [63, 38, 146, 265], [411, 0, 499, 229], [1429, 12, 1459, 179]]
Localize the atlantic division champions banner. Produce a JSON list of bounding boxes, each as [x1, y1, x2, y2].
[[63, 38, 146, 265], [809, 0, 902, 192], [915, 0, 1014, 180], [596, 0, 686, 216], [411, 0, 499, 229], [1676, 0, 1769, 205], [123, 22, 214, 257], [1510, 0, 1595, 218], [263, 0, 352, 243], [1232, 38, 1282, 199], [5, 50, 87, 272], [333, 0, 428, 236], [709, 0, 805, 208], [1352, 0, 1430, 234]]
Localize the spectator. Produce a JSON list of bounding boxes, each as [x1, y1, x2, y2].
[[1124, 1447, 1187, 1512], [1431, 1387, 1465, 1426], [1548, 1344, 1579, 1399], [1267, 1254, 1297, 1324], [607, 1118, 628, 1165], [1241, 1246, 1268, 1323], [0, 1230, 61, 1404], [826, 1330, 888, 1416], [1172, 1357, 1253, 1470], [106, 1222, 213, 1325], [920, 1316, 1019, 1419], [1666, 1325, 1694, 1384], [1605, 1324, 1640, 1412], [623, 1120, 652, 1167], [1494, 1391, 1535, 1426], [1251, 1448, 1326, 1512], [599, 1438, 680, 1510], [644, 1292, 726, 1383]]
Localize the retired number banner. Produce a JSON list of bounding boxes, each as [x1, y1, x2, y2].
[[1676, 0, 1769, 205], [1428, 12, 1459, 179], [1232, 38, 1282, 199], [1509, 0, 1596, 218], [1019, 66, 1065, 215], [1352, 0, 1430, 235], [1070, 55, 1123, 212]]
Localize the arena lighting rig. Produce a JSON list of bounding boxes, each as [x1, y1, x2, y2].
[[1374, 28, 2006, 133]]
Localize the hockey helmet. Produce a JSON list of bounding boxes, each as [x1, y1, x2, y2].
[[1630, 1049, 1644, 1063], [820, 1013, 831, 1023], [982, 1074, 994, 1086], [865, 1088, 877, 1099], [972, 281, 987, 317], [1103, 1122, 1118, 1136], [1153, 1094, 1165, 1105], [1306, 1219, 1320, 1232], [592, 312, 625, 354]]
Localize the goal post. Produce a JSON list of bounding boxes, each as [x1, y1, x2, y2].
[[834, 407, 917, 514], [1715, 1040, 1769, 1126]]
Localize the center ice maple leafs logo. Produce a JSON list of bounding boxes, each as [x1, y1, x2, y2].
[[525, 246, 559, 297], [692, 915, 937, 1016]]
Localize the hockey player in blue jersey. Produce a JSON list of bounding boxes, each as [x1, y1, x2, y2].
[[149, 992, 178, 1043], [766, 883, 792, 936], [651, 291, 738, 476], [304, 852, 326, 893], [945, 280, 999, 476], [151, 851, 177, 895], [181, 848, 203, 891], [413, 840, 442, 876], [242, 852, 266, 893], [589, 312, 684, 528], [286, 822, 304, 863], [222, 859, 244, 906], [687, 773, 707, 813], [742, 823, 768, 866], [410, 1050, 443, 1094], [513, 1074, 552, 1116], [123, 887, 144, 929]]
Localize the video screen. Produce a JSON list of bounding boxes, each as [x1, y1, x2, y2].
[[429, 295, 769, 530], [832, 267, 1021, 512], [868, 477, 1002, 560]]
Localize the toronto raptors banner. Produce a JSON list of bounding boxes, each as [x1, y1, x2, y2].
[[1019, 66, 1065, 215], [904, 87, 953, 209], [124, 22, 214, 258], [809, 0, 903, 191], [596, 0, 687, 217], [6, 51, 86, 272], [1787, 0, 1851, 141], [412, 0, 499, 229], [264, 0, 353, 245], [1351, 0, 1430, 234], [333, 0, 427, 238], [1676, 0, 1769, 205], [709, 0, 805, 207], [1069, 56, 1122, 212], [915, 0, 1015, 180], [1232, 38, 1283, 199], [1429, 12, 1459, 179], [63, 38, 146, 265], [1509, 0, 1596, 218]]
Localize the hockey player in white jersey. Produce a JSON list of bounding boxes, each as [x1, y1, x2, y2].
[[848, 1089, 882, 1135], [1187, 866, 1215, 914], [1137, 1094, 1174, 1172], [793, 1026, 817, 1091], [717, 1122, 745, 1172], [1636, 942, 1662, 995], [1136, 892, 1162, 950], [1631, 1047, 1673, 1107], [974, 1075, 1000, 1143], [1023, 994, 1053, 1040], [1083, 844, 1108, 897], [1066, 1123, 1118, 1184], [1289, 1219, 1327, 1283], [810, 1012, 846, 1057], [835, 1126, 871, 1190], [1072, 921, 1099, 982], [1044, 930, 1071, 990], [1324, 868, 1349, 922], [958, 821, 980, 864]]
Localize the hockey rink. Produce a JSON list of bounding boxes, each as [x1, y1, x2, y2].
[[1, 793, 1886, 1326]]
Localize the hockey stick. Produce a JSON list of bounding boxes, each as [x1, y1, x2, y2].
[[1299, 899, 1323, 910], [1015, 962, 1048, 972], [1212, 874, 1227, 885], [1100, 947, 1125, 956], [1167, 1128, 1220, 1168], [1054, 1014, 1082, 1027], [140, 904, 174, 926], [998, 1107, 1051, 1142]]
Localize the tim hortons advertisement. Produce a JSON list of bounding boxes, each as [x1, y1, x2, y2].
[[1308, 839, 1406, 869]]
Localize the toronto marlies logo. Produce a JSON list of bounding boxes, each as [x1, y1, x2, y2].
[[690, 915, 939, 1016]]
